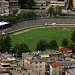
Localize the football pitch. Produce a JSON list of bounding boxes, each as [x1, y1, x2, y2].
[[11, 28, 73, 51]]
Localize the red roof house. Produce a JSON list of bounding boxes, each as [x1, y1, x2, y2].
[[60, 47, 71, 53]]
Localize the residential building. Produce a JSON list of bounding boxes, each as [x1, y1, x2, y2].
[[22, 49, 75, 75], [72, 0, 75, 10], [65, 68, 75, 75], [34, 0, 66, 10], [9, 0, 20, 14], [0, 53, 17, 71], [0, 0, 9, 16], [22, 53, 46, 75]]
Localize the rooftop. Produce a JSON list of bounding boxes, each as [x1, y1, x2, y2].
[[51, 61, 63, 67], [66, 68, 75, 75]]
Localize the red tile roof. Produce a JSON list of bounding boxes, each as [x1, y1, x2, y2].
[[60, 47, 71, 52], [51, 62, 63, 67]]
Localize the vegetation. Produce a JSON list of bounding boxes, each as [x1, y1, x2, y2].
[[69, 30, 75, 54], [12, 28, 73, 51], [48, 6, 62, 17], [19, 10, 36, 20], [18, 0, 35, 9], [61, 38, 69, 47], [0, 28, 75, 55], [13, 43, 30, 56], [3, 15, 17, 24], [3, 11, 36, 24], [48, 40, 58, 50], [71, 30, 75, 42], [36, 39, 47, 51], [0, 34, 11, 53]]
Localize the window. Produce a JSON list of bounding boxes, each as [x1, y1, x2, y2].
[[35, 66, 38, 68], [14, 2, 17, 5], [40, 65, 42, 68], [40, 62, 42, 63], [36, 62, 37, 64]]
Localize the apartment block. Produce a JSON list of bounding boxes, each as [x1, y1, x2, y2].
[[0, 0, 9, 16], [34, 0, 66, 10], [72, 0, 75, 10], [22, 53, 46, 75], [9, 0, 19, 14]]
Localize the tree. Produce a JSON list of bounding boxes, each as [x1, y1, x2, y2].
[[61, 38, 69, 47], [0, 37, 4, 52], [18, 0, 35, 9], [71, 30, 75, 42], [48, 6, 55, 17], [0, 34, 11, 53], [13, 43, 30, 57], [69, 42, 75, 54], [27, 11, 36, 19], [48, 40, 58, 50], [3, 15, 17, 24], [19, 11, 28, 20], [56, 6, 62, 16], [48, 6, 62, 17], [2, 34, 11, 53], [36, 39, 47, 51], [18, 10, 36, 20]]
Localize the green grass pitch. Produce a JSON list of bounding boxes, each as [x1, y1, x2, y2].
[[11, 28, 73, 51]]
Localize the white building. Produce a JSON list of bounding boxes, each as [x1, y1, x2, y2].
[[34, 0, 66, 10], [0, 0, 9, 16]]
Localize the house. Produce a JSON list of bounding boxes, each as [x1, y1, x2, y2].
[[59, 47, 72, 53], [46, 61, 63, 75]]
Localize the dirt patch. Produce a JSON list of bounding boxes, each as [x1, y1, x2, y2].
[[13, 25, 75, 35]]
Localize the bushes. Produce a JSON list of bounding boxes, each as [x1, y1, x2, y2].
[[19, 10, 36, 20], [3, 15, 17, 24], [3, 10, 36, 24]]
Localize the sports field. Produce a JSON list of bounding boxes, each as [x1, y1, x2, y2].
[[11, 28, 73, 51]]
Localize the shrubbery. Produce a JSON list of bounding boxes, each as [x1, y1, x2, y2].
[[3, 10, 36, 24]]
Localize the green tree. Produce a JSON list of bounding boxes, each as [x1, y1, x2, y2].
[[36, 39, 47, 51], [18, 0, 35, 9], [48, 40, 58, 50], [56, 6, 62, 16], [69, 42, 75, 54], [48, 6, 62, 17], [0, 37, 4, 52], [3, 15, 17, 24], [13, 43, 30, 56], [48, 6, 55, 17], [19, 11, 28, 20], [19, 10, 36, 20], [71, 30, 75, 42], [27, 11, 36, 19], [2, 34, 11, 53], [61, 38, 69, 47]]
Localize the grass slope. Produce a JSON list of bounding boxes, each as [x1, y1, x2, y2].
[[12, 28, 73, 51]]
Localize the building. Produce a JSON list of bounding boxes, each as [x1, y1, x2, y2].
[[34, 0, 66, 10], [0, 53, 17, 71], [0, 0, 9, 16], [22, 53, 46, 75], [46, 61, 63, 75], [65, 68, 75, 75], [72, 0, 75, 10], [9, 0, 20, 14]]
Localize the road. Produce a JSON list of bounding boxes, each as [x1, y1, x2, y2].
[[0, 18, 75, 35]]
